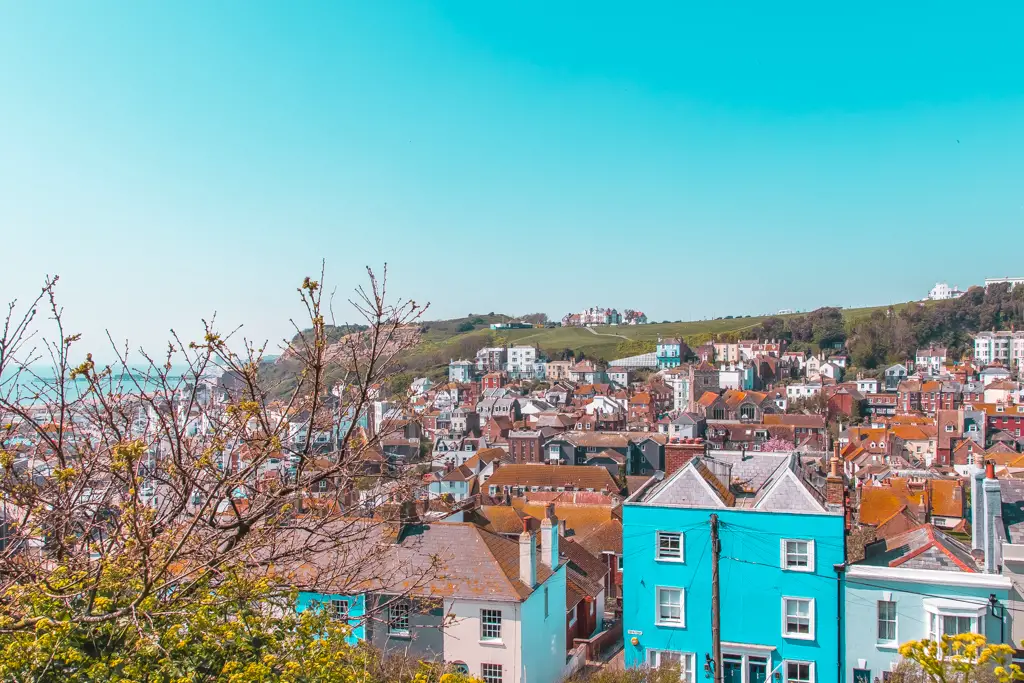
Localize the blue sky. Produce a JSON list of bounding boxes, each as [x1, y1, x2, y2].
[[1, 2, 1022, 359]]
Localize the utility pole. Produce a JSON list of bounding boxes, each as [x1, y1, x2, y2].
[[710, 513, 723, 683]]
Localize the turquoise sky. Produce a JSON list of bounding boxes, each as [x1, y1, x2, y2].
[[1, 2, 1022, 358]]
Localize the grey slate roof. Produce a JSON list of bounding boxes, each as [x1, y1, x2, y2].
[[999, 479, 1024, 545], [631, 452, 832, 515]]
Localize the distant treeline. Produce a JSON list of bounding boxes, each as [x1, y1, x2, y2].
[[741, 284, 1024, 369]]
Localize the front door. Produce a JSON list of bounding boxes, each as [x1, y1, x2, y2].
[[723, 655, 743, 683], [748, 656, 768, 683]]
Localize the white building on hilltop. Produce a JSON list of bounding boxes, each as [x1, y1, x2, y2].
[[986, 277, 1024, 290], [925, 282, 966, 300]]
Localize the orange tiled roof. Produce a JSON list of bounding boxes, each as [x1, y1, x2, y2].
[[859, 479, 925, 525], [697, 391, 719, 408], [929, 479, 965, 519]]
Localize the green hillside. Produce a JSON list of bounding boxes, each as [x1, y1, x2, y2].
[[393, 301, 924, 380], [491, 302, 920, 363]]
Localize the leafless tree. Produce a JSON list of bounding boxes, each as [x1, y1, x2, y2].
[[0, 266, 440, 633]]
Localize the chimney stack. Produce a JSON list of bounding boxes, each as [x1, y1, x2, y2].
[[825, 457, 845, 511], [981, 461, 1003, 573], [541, 504, 559, 569], [519, 519, 536, 587]]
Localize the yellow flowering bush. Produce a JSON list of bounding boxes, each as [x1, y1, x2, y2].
[[897, 633, 1024, 682], [0, 568, 480, 683]]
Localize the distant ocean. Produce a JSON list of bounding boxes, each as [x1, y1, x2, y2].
[[1, 364, 220, 401]]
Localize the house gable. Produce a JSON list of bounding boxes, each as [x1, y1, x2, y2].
[[645, 466, 727, 508], [754, 467, 827, 514]]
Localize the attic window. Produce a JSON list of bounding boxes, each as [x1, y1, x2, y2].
[[945, 425, 954, 433]]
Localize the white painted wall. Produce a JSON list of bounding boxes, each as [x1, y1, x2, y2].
[[443, 598, 521, 682]]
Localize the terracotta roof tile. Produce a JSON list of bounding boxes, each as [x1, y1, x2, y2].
[[485, 464, 619, 491]]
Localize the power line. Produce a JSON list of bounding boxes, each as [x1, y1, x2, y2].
[[722, 554, 1024, 616]]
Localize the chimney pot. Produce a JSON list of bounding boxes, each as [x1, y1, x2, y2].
[[986, 461, 996, 480]]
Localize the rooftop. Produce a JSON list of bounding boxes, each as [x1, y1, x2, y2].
[[628, 451, 835, 514]]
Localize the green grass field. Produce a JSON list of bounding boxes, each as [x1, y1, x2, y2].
[[352, 300, 929, 381], [484, 301, 922, 362]]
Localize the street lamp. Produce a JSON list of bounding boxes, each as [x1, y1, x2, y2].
[[989, 593, 1007, 643]]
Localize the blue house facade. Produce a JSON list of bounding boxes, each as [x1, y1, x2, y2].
[[844, 530, 1011, 683], [296, 591, 367, 645], [656, 338, 683, 370], [623, 452, 846, 683]]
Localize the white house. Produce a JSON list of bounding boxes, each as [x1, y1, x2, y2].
[[507, 346, 537, 379], [915, 347, 947, 376], [805, 355, 823, 380], [856, 378, 879, 395], [786, 382, 822, 401], [925, 282, 966, 301], [584, 395, 627, 416], [819, 361, 843, 381]]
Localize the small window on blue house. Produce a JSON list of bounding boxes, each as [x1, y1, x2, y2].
[[781, 539, 814, 572], [877, 600, 896, 643], [656, 531, 683, 561], [329, 598, 350, 621], [785, 661, 814, 683], [782, 597, 814, 640], [655, 586, 684, 627]]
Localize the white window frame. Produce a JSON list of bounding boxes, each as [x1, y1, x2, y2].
[[655, 586, 685, 627], [784, 660, 815, 683], [923, 599, 986, 640], [782, 597, 815, 640], [329, 597, 350, 621], [481, 663, 503, 683], [480, 608, 502, 642], [656, 531, 684, 562], [877, 600, 897, 645], [780, 539, 815, 573], [647, 650, 696, 682]]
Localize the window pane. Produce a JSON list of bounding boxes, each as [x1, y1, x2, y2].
[[481, 663, 503, 683], [785, 540, 809, 568], [481, 609, 502, 640], [786, 662, 812, 683], [657, 532, 682, 559], [658, 588, 682, 623], [877, 601, 896, 641]]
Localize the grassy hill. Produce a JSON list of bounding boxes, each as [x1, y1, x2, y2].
[[391, 301, 925, 381], [261, 301, 928, 392], [489, 302, 921, 364]]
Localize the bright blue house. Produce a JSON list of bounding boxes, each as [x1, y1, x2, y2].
[[296, 591, 367, 645], [623, 452, 846, 683], [656, 338, 684, 369]]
